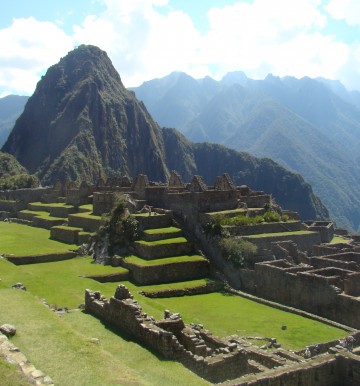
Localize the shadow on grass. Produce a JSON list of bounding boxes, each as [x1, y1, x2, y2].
[[81, 310, 173, 362]]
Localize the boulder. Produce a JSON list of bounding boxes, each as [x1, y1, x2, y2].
[[0, 323, 16, 337]]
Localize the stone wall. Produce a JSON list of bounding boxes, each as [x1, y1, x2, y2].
[[250, 260, 360, 329], [243, 231, 321, 252], [0, 187, 52, 203], [68, 214, 102, 232], [85, 285, 252, 383], [93, 192, 115, 215], [226, 221, 302, 236], [5, 251, 77, 265], [132, 240, 193, 260]]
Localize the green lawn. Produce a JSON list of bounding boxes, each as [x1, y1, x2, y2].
[[0, 222, 76, 255], [144, 227, 181, 235], [124, 254, 205, 266], [29, 201, 74, 209], [247, 230, 314, 238], [69, 212, 101, 220], [0, 221, 348, 384], [330, 236, 351, 244], [139, 279, 214, 294], [135, 237, 187, 245], [0, 289, 206, 386], [0, 354, 32, 386]]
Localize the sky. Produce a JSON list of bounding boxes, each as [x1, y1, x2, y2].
[[1, 0, 360, 96]]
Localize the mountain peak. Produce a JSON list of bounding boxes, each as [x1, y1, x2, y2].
[[2, 45, 168, 184]]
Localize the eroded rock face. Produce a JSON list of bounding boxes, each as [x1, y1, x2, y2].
[[0, 324, 16, 337]]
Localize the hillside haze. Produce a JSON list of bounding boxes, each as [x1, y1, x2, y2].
[[0, 95, 28, 147], [2, 45, 328, 221], [132, 72, 360, 231]]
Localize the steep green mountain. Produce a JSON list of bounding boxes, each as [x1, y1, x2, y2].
[[0, 95, 28, 147], [3, 45, 169, 184], [0, 151, 39, 190], [2, 45, 327, 221], [132, 72, 360, 231]]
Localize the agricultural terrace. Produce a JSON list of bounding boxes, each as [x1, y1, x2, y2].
[[0, 221, 346, 385]]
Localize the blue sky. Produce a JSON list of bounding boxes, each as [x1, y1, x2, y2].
[[1, 0, 360, 96]]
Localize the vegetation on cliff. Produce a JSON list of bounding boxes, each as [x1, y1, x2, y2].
[[0, 151, 39, 190]]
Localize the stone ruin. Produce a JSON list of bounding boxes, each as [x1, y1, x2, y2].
[[85, 285, 360, 385]]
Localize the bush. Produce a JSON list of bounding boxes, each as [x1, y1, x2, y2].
[[263, 211, 281, 222], [218, 238, 257, 268], [96, 194, 141, 254]]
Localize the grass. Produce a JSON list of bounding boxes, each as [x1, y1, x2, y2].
[[0, 219, 349, 383], [206, 209, 247, 216], [124, 254, 206, 266], [330, 236, 351, 244], [140, 279, 214, 293], [0, 256, 124, 309], [135, 237, 187, 245], [0, 355, 32, 386], [19, 209, 65, 221], [144, 227, 181, 235], [78, 204, 93, 212], [0, 222, 76, 255], [52, 225, 83, 231], [137, 292, 346, 351], [247, 230, 315, 238], [69, 212, 101, 220], [0, 290, 206, 386], [29, 201, 74, 209]]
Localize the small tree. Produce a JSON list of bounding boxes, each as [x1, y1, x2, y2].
[[219, 237, 257, 268]]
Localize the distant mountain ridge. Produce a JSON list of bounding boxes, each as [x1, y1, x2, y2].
[[131, 71, 360, 231], [1, 45, 327, 221], [0, 95, 28, 147]]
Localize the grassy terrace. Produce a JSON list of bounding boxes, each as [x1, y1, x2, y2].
[[29, 202, 74, 209], [19, 209, 65, 221], [135, 237, 187, 245], [78, 204, 93, 212], [69, 212, 101, 219], [0, 222, 347, 384], [124, 254, 205, 266], [144, 227, 181, 234], [0, 222, 76, 255], [330, 236, 351, 244], [246, 230, 315, 238], [139, 279, 213, 293]]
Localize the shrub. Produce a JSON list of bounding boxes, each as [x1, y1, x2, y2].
[[263, 211, 281, 222], [218, 237, 257, 268], [203, 216, 224, 237], [96, 194, 141, 254]]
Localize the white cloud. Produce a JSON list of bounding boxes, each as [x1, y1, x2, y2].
[[72, 0, 201, 86], [1, 0, 360, 94], [325, 0, 360, 26], [0, 17, 73, 95]]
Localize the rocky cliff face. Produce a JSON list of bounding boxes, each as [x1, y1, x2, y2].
[[3, 45, 169, 184], [2, 45, 328, 220]]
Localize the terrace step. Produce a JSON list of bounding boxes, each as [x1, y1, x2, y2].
[[28, 202, 77, 218], [133, 212, 173, 230], [142, 227, 183, 242], [139, 278, 222, 298], [51, 225, 84, 244], [121, 254, 209, 285], [132, 237, 193, 260], [68, 213, 102, 232]]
